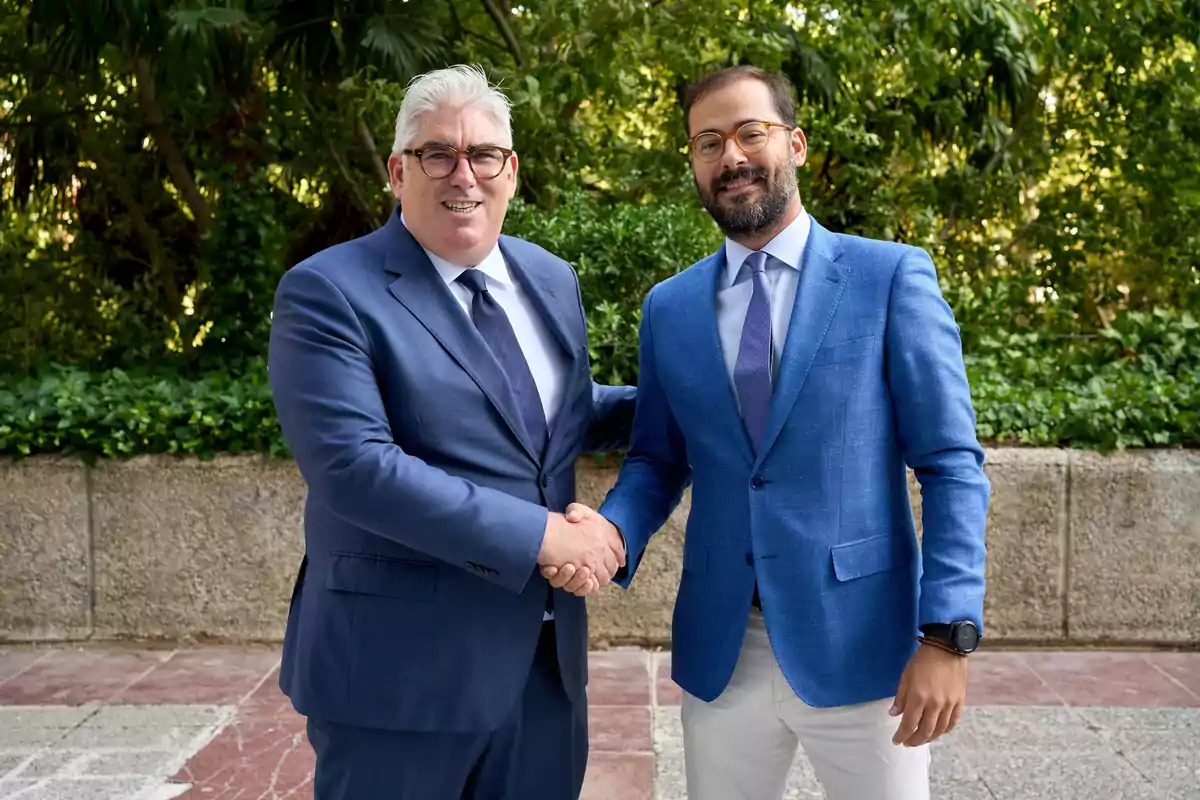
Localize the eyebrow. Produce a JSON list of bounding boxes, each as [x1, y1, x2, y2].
[[418, 139, 507, 149], [696, 118, 779, 135]]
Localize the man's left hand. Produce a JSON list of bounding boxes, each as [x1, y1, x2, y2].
[[889, 642, 969, 747]]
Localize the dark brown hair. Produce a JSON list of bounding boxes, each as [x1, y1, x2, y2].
[[682, 65, 797, 135]]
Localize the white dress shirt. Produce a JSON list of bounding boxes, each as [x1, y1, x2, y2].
[[422, 243, 568, 431], [716, 211, 811, 399]]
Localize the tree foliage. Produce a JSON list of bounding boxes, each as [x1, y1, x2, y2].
[[2, 0, 1198, 438]]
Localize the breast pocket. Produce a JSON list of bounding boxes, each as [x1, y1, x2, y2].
[[809, 335, 877, 369]]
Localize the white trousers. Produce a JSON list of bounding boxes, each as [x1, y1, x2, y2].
[[681, 610, 930, 800]]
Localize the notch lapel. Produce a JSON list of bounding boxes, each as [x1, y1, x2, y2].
[[382, 216, 541, 464], [757, 218, 848, 461], [685, 250, 756, 467], [498, 238, 585, 455]]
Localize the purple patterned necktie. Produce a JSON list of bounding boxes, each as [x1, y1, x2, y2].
[[734, 251, 774, 453], [456, 268, 548, 455]]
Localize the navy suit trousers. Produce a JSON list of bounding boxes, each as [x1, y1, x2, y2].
[[306, 622, 588, 800]]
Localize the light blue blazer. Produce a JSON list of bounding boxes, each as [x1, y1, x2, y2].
[[600, 216, 990, 708]]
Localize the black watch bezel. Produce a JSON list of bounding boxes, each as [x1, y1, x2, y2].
[[921, 621, 980, 654]]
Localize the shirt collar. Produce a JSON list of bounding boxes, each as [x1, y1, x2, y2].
[[723, 210, 811, 288], [425, 243, 512, 291], [401, 213, 512, 290]]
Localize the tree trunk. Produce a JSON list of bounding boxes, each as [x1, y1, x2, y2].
[[357, 117, 392, 189], [480, 0, 523, 65], [97, 160, 182, 319], [133, 57, 212, 235]]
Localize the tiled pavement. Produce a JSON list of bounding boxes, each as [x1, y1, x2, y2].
[[0, 645, 1198, 799]]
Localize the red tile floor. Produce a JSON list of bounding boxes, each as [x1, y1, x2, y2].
[[1, 646, 1198, 799]]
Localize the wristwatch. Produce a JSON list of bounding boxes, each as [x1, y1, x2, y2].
[[919, 621, 980, 655]]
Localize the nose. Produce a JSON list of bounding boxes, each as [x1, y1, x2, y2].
[[719, 136, 748, 173], [448, 152, 477, 189]]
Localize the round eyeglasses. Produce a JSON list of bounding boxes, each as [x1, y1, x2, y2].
[[687, 121, 793, 163], [402, 144, 514, 179]]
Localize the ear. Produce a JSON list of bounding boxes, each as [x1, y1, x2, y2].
[[791, 127, 808, 168], [504, 151, 520, 199], [388, 152, 405, 200]]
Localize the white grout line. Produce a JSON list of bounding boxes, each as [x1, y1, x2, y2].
[[1141, 653, 1200, 704], [0, 651, 54, 692]]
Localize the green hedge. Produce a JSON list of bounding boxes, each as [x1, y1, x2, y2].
[[0, 364, 284, 461], [2, 191, 1197, 458], [3, 312, 1197, 459], [504, 189, 723, 385]]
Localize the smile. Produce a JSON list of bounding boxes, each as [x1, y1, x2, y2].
[[720, 177, 761, 193], [443, 201, 482, 213]]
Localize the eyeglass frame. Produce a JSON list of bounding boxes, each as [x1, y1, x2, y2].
[[401, 143, 516, 179], [686, 120, 795, 162]]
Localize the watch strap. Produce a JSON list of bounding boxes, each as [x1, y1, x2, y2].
[[916, 635, 967, 657]]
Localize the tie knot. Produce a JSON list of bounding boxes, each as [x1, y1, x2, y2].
[[745, 251, 768, 275], [456, 268, 488, 295]]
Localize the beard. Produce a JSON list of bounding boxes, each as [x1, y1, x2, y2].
[[697, 153, 798, 239]]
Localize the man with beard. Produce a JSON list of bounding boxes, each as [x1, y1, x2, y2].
[[542, 66, 990, 799]]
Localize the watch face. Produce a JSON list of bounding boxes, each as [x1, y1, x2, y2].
[[954, 622, 980, 651]]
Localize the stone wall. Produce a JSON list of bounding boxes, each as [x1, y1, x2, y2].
[[2, 450, 1197, 646]]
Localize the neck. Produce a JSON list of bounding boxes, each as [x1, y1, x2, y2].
[[731, 199, 804, 252]]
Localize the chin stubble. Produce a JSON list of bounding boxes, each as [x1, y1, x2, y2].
[[698, 154, 798, 238]]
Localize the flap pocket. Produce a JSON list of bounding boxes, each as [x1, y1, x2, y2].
[[325, 552, 438, 599], [830, 534, 900, 582], [809, 335, 876, 368]]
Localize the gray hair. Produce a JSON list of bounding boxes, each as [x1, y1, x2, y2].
[[390, 64, 514, 154]]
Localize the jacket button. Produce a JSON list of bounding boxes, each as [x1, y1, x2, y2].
[[745, 553, 754, 565], [750, 475, 766, 489], [540, 475, 550, 488]]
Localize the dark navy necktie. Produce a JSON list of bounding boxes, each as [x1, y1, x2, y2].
[[734, 251, 774, 453], [456, 268, 548, 455]]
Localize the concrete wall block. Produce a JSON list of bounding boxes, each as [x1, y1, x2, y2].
[[0, 457, 92, 640], [576, 459, 683, 645], [1068, 450, 1200, 642], [911, 450, 1070, 640], [4, 447, 1196, 646], [91, 455, 307, 639], [977, 448, 1070, 640]]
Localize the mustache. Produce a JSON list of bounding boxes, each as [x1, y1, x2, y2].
[[713, 166, 767, 192]]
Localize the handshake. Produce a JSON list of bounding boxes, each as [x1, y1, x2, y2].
[[536, 503, 624, 597]]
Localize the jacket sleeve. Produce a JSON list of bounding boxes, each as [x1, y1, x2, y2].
[[268, 264, 548, 593], [884, 248, 991, 633], [598, 287, 692, 586]]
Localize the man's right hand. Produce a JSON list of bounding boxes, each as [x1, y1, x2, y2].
[[538, 505, 625, 595]]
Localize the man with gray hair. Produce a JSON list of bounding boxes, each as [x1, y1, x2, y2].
[[267, 64, 634, 799]]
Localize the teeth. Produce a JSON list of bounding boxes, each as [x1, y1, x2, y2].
[[444, 202, 479, 212]]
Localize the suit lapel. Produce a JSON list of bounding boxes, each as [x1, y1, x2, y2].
[[499, 238, 579, 361], [757, 217, 848, 461], [498, 238, 585, 453], [686, 249, 756, 466], [382, 215, 541, 464]]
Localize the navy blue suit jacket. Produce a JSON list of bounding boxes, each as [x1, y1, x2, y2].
[[268, 208, 635, 732], [601, 217, 990, 708]]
